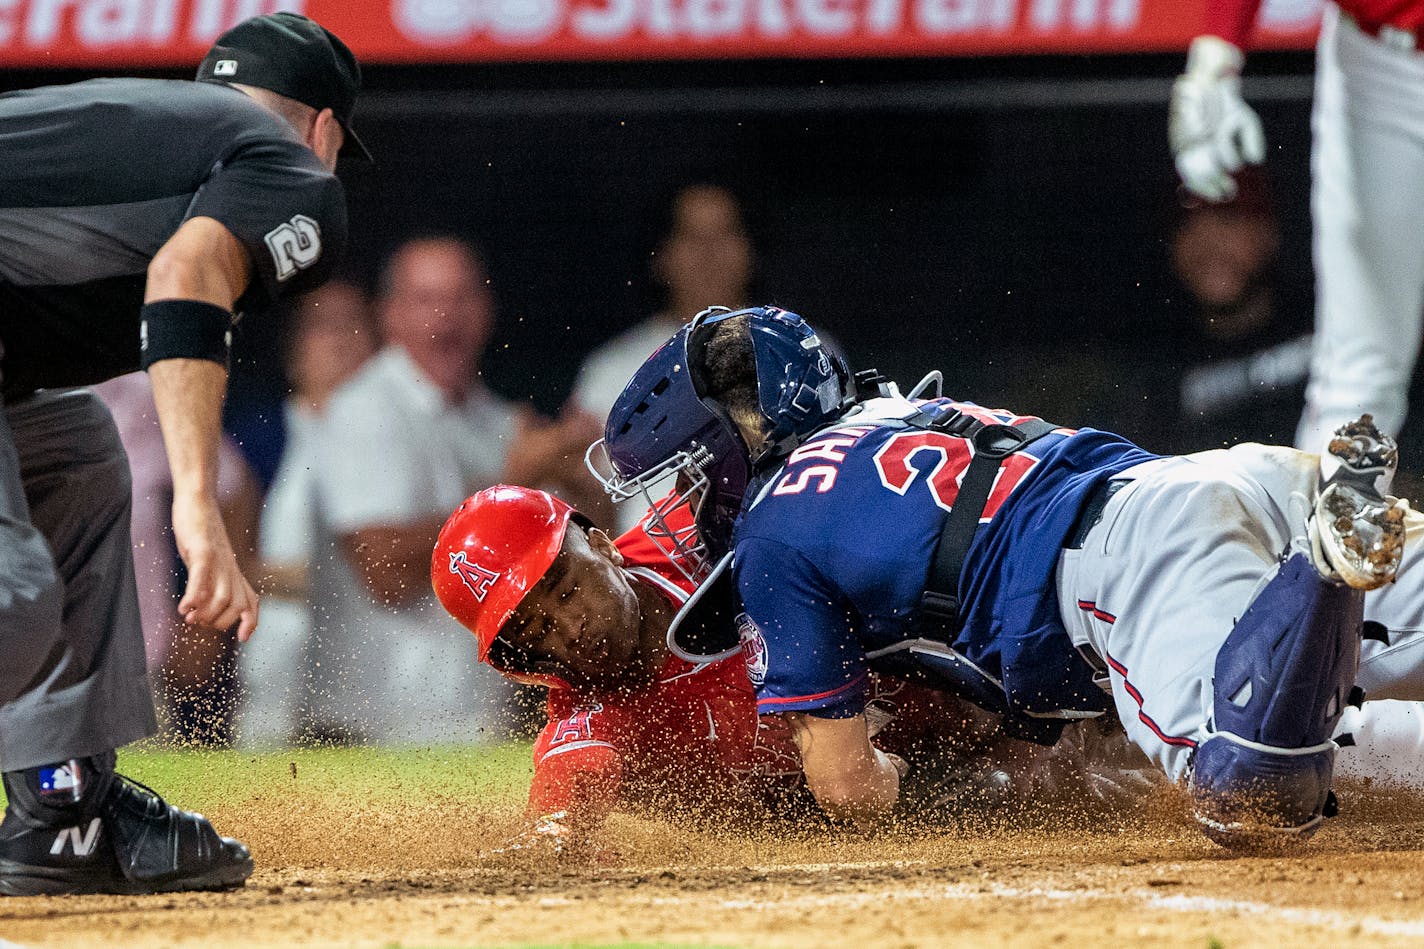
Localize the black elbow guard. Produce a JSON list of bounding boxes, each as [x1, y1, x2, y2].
[[140, 299, 233, 369]]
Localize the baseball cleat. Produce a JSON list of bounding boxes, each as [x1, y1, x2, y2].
[[1309, 415, 1407, 591], [0, 757, 251, 896], [1321, 414, 1398, 495]]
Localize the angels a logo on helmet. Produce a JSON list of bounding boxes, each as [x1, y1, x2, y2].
[[448, 551, 501, 602]]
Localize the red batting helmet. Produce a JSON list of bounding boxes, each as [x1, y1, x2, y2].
[[432, 485, 585, 677]]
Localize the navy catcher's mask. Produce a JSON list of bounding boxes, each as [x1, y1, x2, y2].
[[585, 324, 750, 581], [585, 305, 852, 659]]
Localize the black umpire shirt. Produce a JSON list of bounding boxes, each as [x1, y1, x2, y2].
[[0, 78, 347, 397]]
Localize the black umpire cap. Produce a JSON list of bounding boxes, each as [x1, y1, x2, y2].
[[197, 12, 371, 161]]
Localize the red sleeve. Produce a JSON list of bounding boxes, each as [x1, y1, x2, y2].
[[527, 698, 625, 828], [1205, 0, 1265, 48], [613, 487, 699, 579]]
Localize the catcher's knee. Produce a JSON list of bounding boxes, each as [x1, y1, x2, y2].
[[1213, 553, 1362, 751], [1191, 552, 1364, 850], [1188, 735, 1335, 850]]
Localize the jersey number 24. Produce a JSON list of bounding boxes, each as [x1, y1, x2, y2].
[[772, 427, 1037, 523]]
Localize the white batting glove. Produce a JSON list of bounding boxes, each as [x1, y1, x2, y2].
[[1170, 35, 1266, 202]]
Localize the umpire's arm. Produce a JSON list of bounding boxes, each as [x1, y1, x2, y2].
[[145, 215, 260, 641], [785, 712, 903, 825]]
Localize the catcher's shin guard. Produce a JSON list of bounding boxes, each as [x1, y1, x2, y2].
[[1189, 553, 1363, 850]]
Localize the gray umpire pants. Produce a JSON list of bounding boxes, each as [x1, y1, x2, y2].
[[0, 388, 157, 772]]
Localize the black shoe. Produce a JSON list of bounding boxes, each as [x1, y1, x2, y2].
[[0, 754, 252, 896]]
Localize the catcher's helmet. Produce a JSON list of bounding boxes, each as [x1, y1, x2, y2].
[[431, 485, 588, 686], [586, 305, 849, 574], [688, 305, 851, 465]]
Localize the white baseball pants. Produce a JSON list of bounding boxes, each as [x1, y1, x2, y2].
[[1056, 444, 1424, 783], [1297, 6, 1424, 449]]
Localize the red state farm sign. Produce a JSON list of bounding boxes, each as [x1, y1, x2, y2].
[[0, 0, 1323, 67]]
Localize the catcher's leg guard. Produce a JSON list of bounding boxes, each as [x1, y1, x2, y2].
[[1189, 552, 1363, 850]]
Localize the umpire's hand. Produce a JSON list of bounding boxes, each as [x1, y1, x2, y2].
[[172, 489, 261, 640], [150, 354, 261, 642]]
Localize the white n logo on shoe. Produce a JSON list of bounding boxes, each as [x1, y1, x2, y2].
[[49, 818, 101, 857]]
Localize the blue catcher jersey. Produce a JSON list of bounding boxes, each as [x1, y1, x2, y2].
[[733, 396, 1158, 722]]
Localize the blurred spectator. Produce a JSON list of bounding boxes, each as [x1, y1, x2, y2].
[[94, 373, 260, 745], [975, 170, 1310, 455], [236, 281, 379, 746], [574, 181, 754, 531], [305, 235, 592, 744], [1159, 168, 1315, 452]]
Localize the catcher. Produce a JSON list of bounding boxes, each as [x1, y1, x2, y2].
[[591, 305, 1423, 849], [430, 486, 1160, 857]]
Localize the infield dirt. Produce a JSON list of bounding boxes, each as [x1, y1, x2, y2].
[[3, 761, 1424, 949]]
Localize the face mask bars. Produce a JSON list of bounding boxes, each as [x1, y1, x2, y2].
[[585, 438, 716, 584]]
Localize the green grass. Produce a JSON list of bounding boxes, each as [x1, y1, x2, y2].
[[0, 742, 536, 811]]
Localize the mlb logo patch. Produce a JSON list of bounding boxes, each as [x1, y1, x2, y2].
[[38, 762, 80, 799], [213, 60, 238, 77]]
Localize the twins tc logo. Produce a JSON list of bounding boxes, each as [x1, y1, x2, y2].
[[737, 613, 768, 686], [448, 551, 500, 602]]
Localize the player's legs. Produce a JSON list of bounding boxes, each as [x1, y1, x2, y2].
[[0, 390, 155, 768], [1351, 501, 1424, 698], [1218, 428, 1424, 699], [1059, 452, 1298, 781], [0, 390, 250, 896], [1297, 8, 1424, 448], [1224, 438, 1424, 702], [1059, 444, 1369, 847]]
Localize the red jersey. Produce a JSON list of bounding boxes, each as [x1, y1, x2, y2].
[[525, 514, 802, 826], [1208, 0, 1424, 48]]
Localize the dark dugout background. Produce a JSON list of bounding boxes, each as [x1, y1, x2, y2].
[[4, 54, 1323, 457], [337, 55, 1318, 452]]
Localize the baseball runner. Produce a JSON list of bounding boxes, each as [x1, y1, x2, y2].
[[432, 486, 807, 856], [0, 13, 363, 895], [1170, 0, 1424, 450], [590, 306, 1418, 849]]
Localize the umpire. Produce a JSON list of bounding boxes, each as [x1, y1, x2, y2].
[[0, 13, 365, 895]]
